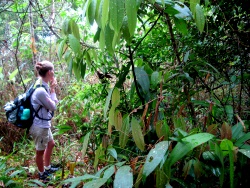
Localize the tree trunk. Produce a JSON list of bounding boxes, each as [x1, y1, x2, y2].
[[29, 1, 37, 65]]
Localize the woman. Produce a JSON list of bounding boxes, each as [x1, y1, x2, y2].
[[29, 60, 59, 180]]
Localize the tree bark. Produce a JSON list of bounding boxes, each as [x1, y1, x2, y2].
[[29, 0, 37, 65]]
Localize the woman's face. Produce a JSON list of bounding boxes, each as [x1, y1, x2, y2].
[[47, 68, 55, 81]]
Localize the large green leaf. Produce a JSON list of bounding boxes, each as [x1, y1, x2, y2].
[[70, 19, 81, 40], [113, 166, 133, 188], [103, 165, 115, 179], [101, 0, 109, 28], [107, 145, 118, 159], [173, 2, 192, 20], [69, 34, 81, 54], [125, 0, 137, 36], [62, 174, 97, 183], [87, 0, 97, 25], [143, 141, 170, 179], [104, 88, 114, 119], [81, 132, 90, 158], [195, 4, 205, 33], [121, 16, 132, 44], [119, 114, 130, 148], [134, 67, 150, 95], [111, 87, 120, 109], [9, 69, 18, 80], [235, 132, 250, 148], [174, 18, 188, 35], [131, 117, 145, 151], [57, 39, 66, 59], [151, 71, 160, 88], [110, 0, 125, 34], [84, 178, 108, 188], [225, 105, 234, 123], [95, 0, 103, 26], [238, 149, 250, 158], [190, 0, 200, 16], [232, 122, 244, 140], [104, 24, 114, 54], [168, 133, 214, 167]]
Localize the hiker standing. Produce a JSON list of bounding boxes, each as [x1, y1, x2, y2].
[[29, 60, 59, 180]]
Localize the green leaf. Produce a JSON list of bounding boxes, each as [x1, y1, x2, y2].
[[190, 0, 200, 16], [225, 105, 234, 123], [168, 133, 214, 167], [54, 125, 72, 135], [104, 88, 114, 119], [28, 179, 46, 187], [70, 19, 81, 40], [114, 110, 122, 131], [87, 0, 97, 25], [110, 0, 125, 33], [105, 24, 115, 54], [102, 0, 109, 28], [131, 117, 145, 151], [135, 166, 143, 188], [121, 16, 132, 44], [238, 149, 250, 158], [69, 34, 81, 54], [113, 166, 133, 188], [95, 0, 103, 26], [143, 141, 170, 179], [195, 4, 205, 33], [125, 0, 137, 36], [134, 67, 150, 95], [80, 62, 87, 79], [112, 87, 120, 109], [173, 2, 192, 20], [99, 29, 105, 50], [174, 18, 188, 35], [108, 106, 115, 133], [9, 69, 18, 80], [107, 145, 118, 159], [62, 18, 71, 35], [103, 165, 115, 179], [73, 61, 81, 81], [84, 178, 108, 188], [235, 132, 250, 148], [23, 78, 32, 84], [81, 132, 90, 158], [9, 170, 24, 177], [232, 122, 244, 140], [57, 39, 66, 59], [151, 71, 159, 88], [62, 174, 98, 184], [156, 120, 170, 140], [119, 114, 130, 148]]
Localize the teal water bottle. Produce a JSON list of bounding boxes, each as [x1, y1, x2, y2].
[[21, 109, 30, 120]]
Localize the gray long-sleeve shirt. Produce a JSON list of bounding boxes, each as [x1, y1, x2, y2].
[[31, 79, 58, 128]]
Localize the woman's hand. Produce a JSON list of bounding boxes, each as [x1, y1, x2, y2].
[[50, 77, 57, 93]]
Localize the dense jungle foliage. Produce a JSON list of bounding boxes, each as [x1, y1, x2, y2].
[[0, 0, 249, 187]]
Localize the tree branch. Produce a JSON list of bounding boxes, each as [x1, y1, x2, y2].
[[129, 46, 145, 105], [132, 14, 161, 54]]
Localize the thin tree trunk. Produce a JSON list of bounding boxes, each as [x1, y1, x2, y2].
[[29, 0, 37, 65]]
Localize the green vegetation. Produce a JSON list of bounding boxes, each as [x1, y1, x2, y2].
[[0, 0, 249, 187]]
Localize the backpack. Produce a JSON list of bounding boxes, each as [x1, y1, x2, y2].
[[3, 81, 53, 129]]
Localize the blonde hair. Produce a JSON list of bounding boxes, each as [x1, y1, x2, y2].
[[35, 61, 54, 77]]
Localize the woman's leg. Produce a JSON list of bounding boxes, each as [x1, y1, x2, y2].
[[36, 150, 45, 172], [44, 139, 55, 167]]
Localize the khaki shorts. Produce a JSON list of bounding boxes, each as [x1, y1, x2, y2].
[[29, 125, 53, 151]]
